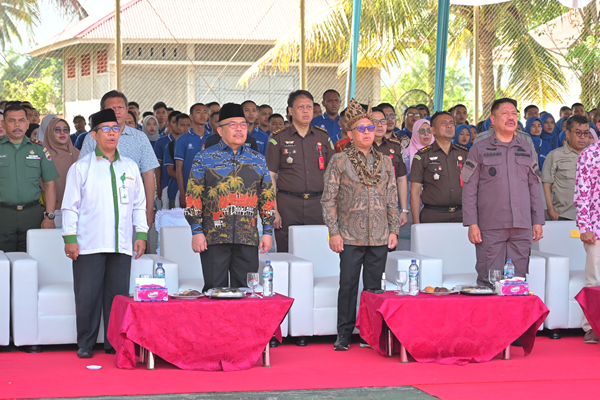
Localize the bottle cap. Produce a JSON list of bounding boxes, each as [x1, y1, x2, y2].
[[411, 259, 416, 263], [507, 259, 512, 262], [158, 262, 163, 266], [266, 260, 271, 263]]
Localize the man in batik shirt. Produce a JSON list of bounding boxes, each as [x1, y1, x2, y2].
[[185, 103, 275, 292]]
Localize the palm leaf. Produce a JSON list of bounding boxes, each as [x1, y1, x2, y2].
[[45, 0, 88, 19]]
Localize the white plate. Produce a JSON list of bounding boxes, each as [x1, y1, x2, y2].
[[170, 293, 203, 299], [420, 289, 459, 295], [86, 365, 102, 370]]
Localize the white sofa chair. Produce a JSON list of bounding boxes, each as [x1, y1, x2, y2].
[[9, 229, 153, 347], [160, 226, 290, 336], [287, 225, 422, 337], [532, 220, 587, 335], [410, 223, 552, 305], [0, 251, 9, 346]]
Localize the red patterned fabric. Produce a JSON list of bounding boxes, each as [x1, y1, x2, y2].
[[107, 294, 293, 371], [576, 287, 600, 334], [357, 291, 548, 365]]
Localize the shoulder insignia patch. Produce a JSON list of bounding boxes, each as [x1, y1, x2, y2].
[[454, 144, 469, 151], [30, 139, 43, 146], [269, 138, 278, 145], [272, 128, 285, 136], [388, 137, 402, 145], [414, 155, 421, 160], [328, 137, 334, 149], [417, 145, 432, 154], [314, 125, 328, 133]]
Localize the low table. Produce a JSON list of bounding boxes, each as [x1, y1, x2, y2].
[[107, 293, 293, 371], [575, 287, 600, 333], [357, 291, 548, 365]]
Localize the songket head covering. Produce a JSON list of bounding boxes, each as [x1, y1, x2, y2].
[[345, 98, 373, 127]]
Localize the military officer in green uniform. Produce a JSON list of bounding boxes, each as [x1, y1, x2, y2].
[[0, 104, 59, 252]]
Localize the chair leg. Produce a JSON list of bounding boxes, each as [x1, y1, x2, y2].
[[263, 344, 271, 367], [503, 345, 511, 360], [549, 329, 561, 340]]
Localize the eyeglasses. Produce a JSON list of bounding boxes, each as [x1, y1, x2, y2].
[[372, 119, 387, 125], [219, 122, 249, 130], [406, 113, 420, 118], [385, 113, 396, 120], [574, 130, 591, 138], [418, 128, 432, 135], [98, 126, 122, 133], [352, 125, 375, 133], [54, 127, 70, 134]]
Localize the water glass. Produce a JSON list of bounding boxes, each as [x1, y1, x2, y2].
[[396, 270, 408, 295], [489, 270, 502, 292], [247, 272, 260, 298]]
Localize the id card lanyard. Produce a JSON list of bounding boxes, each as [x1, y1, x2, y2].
[[119, 173, 130, 204]]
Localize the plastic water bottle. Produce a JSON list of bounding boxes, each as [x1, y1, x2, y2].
[[504, 259, 515, 279], [154, 262, 165, 279], [381, 273, 387, 291], [408, 259, 419, 295], [263, 260, 274, 297]]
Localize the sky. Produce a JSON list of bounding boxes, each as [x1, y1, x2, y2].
[[10, 0, 110, 55]]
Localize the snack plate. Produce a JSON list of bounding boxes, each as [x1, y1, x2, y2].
[[170, 293, 204, 299], [206, 287, 245, 299], [420, 290, 459, 295], [460, 287, 495, 295]]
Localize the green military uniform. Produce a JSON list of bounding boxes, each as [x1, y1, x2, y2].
[[0, 135, 59, 251]]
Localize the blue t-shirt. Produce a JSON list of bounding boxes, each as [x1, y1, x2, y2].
[[398, 127, 411, 138], [154, 133, 174, 190], [174, 128, 212, 192], [158, 125, 167, 137], [249, 127, 269, 155], [74, 131, 89, 150], [311, 114, 342, 144], [70, 133, 82, 146], [204, 122, 212, 134], [162, 142, 179, 200]]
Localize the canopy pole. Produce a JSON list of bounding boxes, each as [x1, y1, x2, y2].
[[433, 0, 451, 112], [473, 5, 480, 124], [299, 0, 306, 90], [345, 0, 362, 106], [115, 0, 122, 91]]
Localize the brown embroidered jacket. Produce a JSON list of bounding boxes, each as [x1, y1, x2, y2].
[[321, 148, 400, 246]]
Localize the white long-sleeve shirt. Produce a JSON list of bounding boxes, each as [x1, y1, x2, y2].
[[62, 147, 148, 256]]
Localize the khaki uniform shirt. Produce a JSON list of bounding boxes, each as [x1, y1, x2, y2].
[[462, 133, 545, 229], [541, 142, 579, 220], [409, 141, 469, 207], [0, 136, 59, 204], [266, 125, 334, 193], [374, 137, 408, 179]]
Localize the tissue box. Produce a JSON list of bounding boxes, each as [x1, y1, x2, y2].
[[495, 279, 529, 296], [135, 277, 165, 287], [134, 285, 168, 302]]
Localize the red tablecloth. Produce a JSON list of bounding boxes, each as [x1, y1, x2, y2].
[[575, 287, 600, 334], [107, 294, 293, 371], [356, 291, 548, 365]]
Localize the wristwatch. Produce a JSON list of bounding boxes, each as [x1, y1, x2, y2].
[[44, 212, 55, 220], [400, 209, 409, 214]]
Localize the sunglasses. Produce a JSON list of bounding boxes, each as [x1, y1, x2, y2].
[[418, 128, 432, 134], [352, 125, 376, 133], [372, 119, 387, 125], [54, 127, 70, 134]]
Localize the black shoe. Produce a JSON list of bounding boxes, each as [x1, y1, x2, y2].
[[77, 348, 93, 358], [296, 337, 308, 347], [511, 338, 523, 347], [105, 348, 116, 354], [334, 334, 350, 351], [25, 345, 41, 353], [269, 337, 279, 348]]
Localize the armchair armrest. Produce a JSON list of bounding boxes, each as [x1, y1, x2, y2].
[[531, 249, 569, 330], [7, 252, 39, 346], [140, 254, 179, 295], [387, 251, 443, 290], [282, 253, 314, 337]]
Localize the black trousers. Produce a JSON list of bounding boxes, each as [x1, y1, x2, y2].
[[200, 243, 259, 292], [275, 193, 324, 253], [337, 244, 388, 336], [0, 205, 44, 252], [72, 253, 131, 350]]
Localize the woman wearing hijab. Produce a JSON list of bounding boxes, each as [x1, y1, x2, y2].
[[142, 115, 160, 149], [403, 118, 435, 174], [44, 118, 79, 228], [482, 117, 493, 132], [25, 123, 40, 140], [469, 125, 478, 144], [538, 113, 559, 170], [525, 116, 542, 153], [453, 124, 472, 149], [554, 117, 568, 136], [38, 114, 57, 143]]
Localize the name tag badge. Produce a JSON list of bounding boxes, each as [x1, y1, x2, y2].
[[119, 187, 130, 204], [26, 155, 40, 160]]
